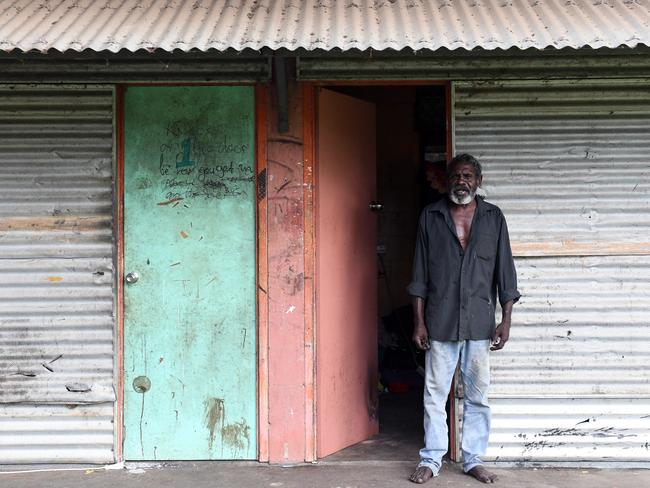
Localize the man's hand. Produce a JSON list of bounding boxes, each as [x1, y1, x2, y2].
[[492, 300, 515, 351], [411, 297, 430, 350], [413, 323, 430, 351], [491, 322, 510, 351]]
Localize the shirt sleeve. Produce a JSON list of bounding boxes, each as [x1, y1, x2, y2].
[[496, 213, 521, 306], [407, 210, 429, 299]]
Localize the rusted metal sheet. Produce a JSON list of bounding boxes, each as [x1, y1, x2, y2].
[[0, 85, 115, 462], [453, 80, 650, 462], [2, 0, 649, 53], [455, 79, 650, 253]]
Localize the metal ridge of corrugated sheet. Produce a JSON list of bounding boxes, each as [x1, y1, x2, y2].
[[0, 0, 649, 54]]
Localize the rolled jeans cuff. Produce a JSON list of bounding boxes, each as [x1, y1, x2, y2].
[[463, 460, 484, 473], [417, 461, 440, 477]]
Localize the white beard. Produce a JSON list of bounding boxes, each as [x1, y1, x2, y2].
[[449, 188, 476, 205]]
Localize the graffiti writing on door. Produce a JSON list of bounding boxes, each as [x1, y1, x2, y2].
[[157, 116, 254, 202]]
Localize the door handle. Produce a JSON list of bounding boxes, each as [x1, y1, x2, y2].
[[125, 272, 139, 284], [369, 201, 384, 212]]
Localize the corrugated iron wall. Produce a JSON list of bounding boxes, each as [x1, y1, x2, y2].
[[454, 79, 650, 462], [0, 85, 115, 463]]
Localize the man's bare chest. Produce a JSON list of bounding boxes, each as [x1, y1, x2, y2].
[[450, 207, 475, 250]]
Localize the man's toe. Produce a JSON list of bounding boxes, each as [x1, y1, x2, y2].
[[409, 466, 433, 484]]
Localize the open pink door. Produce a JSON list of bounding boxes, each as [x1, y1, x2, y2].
[[316, 89, 379, 458]]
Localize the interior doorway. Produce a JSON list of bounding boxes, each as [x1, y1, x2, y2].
[[315, 84, 450, 462]]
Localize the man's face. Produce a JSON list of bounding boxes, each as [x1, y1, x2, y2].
[[447, 162, 482, 205]]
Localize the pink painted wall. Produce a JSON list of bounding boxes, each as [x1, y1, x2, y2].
[[264, 79, 310, 463]]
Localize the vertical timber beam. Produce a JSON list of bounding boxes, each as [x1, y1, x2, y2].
[[266, 73, 309, 463], [302, 83, 317, 462]]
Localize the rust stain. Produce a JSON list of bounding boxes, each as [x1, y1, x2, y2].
[[204, 398, 251, 454], [180, 230, 189, 238], [222, 420, 251, 451], [204, 397, 225, 451], [157, 197, 184, 206], [0, 215, 110, 231], [46, 276, 64, 282]]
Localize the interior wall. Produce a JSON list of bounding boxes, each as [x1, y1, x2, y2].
[[375, 88, 421, 316]]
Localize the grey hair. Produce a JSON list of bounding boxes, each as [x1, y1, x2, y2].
[[448, 153, 482, 179]]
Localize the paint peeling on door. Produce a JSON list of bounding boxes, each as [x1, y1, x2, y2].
[[157, 197, 184, 206]]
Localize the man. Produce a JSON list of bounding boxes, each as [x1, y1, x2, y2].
[[408, 154, 520, 484]]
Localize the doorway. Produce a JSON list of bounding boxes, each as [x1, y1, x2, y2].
[[315, 84, 450, 461]]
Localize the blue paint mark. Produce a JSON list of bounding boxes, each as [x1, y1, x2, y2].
[[176, 138, 195, 168]]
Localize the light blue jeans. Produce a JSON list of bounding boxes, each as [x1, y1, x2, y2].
[[418, 340, 491, 475]]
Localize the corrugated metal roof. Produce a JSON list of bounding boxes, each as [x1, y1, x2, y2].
[[1, 0, 649, 54]]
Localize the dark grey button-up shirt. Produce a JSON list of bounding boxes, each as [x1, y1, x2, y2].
[[408, 196, 521, 341]]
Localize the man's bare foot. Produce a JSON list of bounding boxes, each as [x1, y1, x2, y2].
[[467, 465, 498, 483], [409, 466, 434, 484]]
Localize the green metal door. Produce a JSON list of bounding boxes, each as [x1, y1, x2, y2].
[[123, 86, 256, 460]]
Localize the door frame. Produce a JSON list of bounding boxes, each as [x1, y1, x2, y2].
[[114, 83, 268, 462], [302, 80, 456, 460]]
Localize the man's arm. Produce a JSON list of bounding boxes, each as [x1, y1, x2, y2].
[[491, 299, 513, 351], [408, 211, 430, 351], [493, 213, 521, 351], [412, 296, 430, 350]]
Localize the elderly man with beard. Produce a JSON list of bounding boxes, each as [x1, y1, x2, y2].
[[408, 154, 520, 484]]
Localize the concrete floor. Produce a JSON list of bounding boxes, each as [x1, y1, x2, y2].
[[2, 461, 650, 488], [2, 391, 649, 487], [325, 389, 424, 463]]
